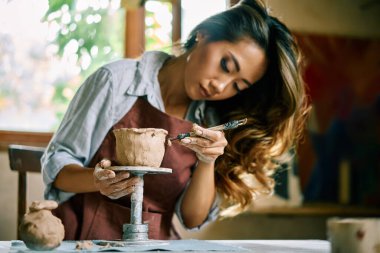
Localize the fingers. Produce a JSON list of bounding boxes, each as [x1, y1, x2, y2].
[[182, 141, 225, 159], [100, 176, 142, 199], [190, 146, 225, 157], [180, 136, 227, 148], [94, 159, 131, 181], [93, 158, 136, 200], [94, 159, 115, 180], [94, 168, 116, 180], [99, 158, 111, 168], [180, 124, 228, 163], [107, 185, 135, 200], [192, 124, 225, 142], [95, 171, 130, 184], [180, 124, 227, 148], [108, 172, 132, 185]]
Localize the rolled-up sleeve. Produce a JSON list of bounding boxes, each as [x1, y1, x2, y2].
[[41, 67, 116, 203], [174, 181, 220, 231]]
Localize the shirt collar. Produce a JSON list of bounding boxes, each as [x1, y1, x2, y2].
[[126, 51, 172, 97]]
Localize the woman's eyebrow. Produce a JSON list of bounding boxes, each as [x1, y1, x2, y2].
[[229, 52, 253, 87], [229, 52, 240, 72]]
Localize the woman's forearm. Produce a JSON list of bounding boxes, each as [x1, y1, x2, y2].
[[54, 164, 97, 193], [180, 161, 216, 228]]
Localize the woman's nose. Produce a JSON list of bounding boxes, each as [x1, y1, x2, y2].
[[210, 80, 228, 94]]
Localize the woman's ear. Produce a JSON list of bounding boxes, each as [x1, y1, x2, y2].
[[196, 32, 207, 43]]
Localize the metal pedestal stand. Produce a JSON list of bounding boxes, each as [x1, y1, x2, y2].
[[108, 166, 172, 245]]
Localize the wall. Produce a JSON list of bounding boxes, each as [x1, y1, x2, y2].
[[266, 1, 380, 205], [174, 213, 327, 240], [267, 0, 380, 38]]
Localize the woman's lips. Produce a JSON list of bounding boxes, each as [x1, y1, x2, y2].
[[200, 85, 211, 98]]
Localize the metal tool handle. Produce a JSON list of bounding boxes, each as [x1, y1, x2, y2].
[[173, 118, 247, 140], [208, 118, 247, 131]]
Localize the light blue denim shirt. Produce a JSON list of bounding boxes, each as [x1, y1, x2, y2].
[[41, 51, 219, 230]]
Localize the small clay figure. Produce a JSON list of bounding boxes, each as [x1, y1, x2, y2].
[[19, 200, 65, 251]]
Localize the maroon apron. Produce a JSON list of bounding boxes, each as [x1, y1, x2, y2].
[[53, 98, 197, 240]]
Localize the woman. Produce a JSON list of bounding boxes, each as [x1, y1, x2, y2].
[[41, 0, 309, 240]]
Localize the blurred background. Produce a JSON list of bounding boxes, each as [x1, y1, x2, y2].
[[0, 0, 379, 240]]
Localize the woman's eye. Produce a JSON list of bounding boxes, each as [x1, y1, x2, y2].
[[221, 58, 229, 73], [233, 82, 241, 93]]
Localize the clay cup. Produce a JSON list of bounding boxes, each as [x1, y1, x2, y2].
[[113, 128, 168, 167]]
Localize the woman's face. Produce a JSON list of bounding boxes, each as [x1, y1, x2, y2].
[[184, 35, 268, 101]]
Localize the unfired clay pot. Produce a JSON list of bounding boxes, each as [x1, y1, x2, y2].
[[113, 128, 168, 167], [19, 200, 65, 251]]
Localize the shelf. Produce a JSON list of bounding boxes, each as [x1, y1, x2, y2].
[[250, 203, 380, 217]]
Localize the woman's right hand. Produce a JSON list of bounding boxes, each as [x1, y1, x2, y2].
[[93, 159, 141, 199]]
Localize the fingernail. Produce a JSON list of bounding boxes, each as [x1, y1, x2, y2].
[[181, 138, 191, 144], [195, 129, 202, 135]]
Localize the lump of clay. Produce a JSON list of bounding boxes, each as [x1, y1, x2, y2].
[[19, 200, 65, 251], [75, 240, 94, 250], [113, 128, 168, 167]]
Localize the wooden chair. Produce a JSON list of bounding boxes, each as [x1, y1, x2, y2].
[[8, 144, 45, 239]]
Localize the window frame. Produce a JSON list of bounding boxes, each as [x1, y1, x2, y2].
[[0, 130, 52, 150]]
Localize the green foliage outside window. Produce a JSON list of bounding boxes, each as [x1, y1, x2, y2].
[[44, 0, 125, 129], [145, 0, 172, 53]]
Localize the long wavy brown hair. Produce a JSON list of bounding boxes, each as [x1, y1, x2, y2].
[[183, 0, 311, 216]]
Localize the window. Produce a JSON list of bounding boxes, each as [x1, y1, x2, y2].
[[145, 0, 173, 52], [144, 0, 227, 52], [0, 0, 124, 132], [0, 0, 226, 134], [181, 0, 226, 42]]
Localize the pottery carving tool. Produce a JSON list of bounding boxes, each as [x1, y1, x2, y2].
[[169, 118, 248, 141]]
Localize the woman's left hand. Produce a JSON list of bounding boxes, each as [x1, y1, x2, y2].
[[180, 124, 228, 164]]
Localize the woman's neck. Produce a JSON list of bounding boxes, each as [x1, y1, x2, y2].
[[158, 53, 192, 118]]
